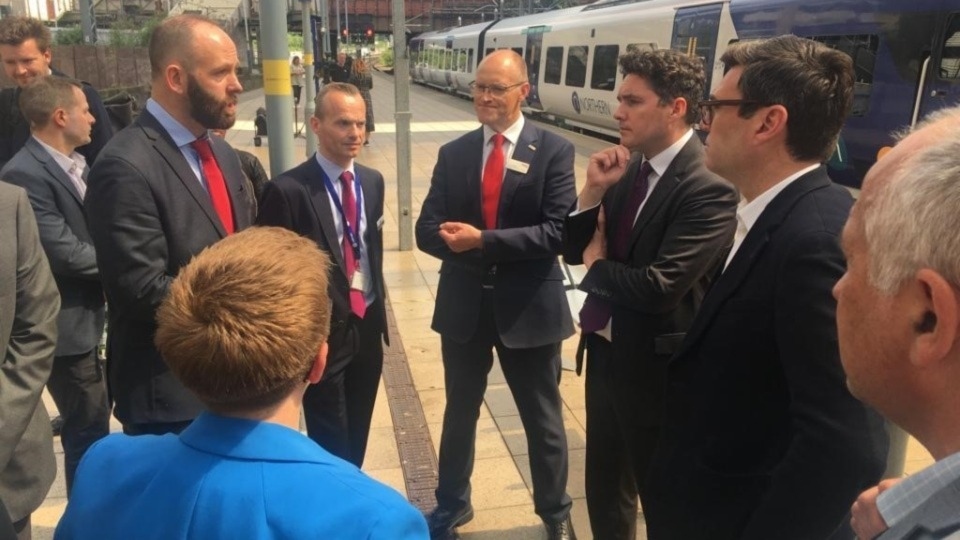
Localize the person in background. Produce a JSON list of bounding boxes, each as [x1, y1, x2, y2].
[[0, 181, 59, 540], [56, 227, 429, 540], [0, 76, 109, 496], [347, 58, 374, 145], [0, 16, 113, 169], [291, 55, 305, 106]]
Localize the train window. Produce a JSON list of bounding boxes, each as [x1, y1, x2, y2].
[[485, 48, 495, 57], [512, 48, 523, 57], [545, 47, 563, 84], [566, 46, 589, 88], [811, 35, 878, 117], [939, 16, 960, 79], [468, 49, 475, 73], [591, 45, 619, 90]]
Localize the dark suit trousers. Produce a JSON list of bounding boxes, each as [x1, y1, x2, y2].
[[435, 290, 572, 524], [303, 299, 384, 467], [46, 348, 110, 495], [585, 334, 660, 540]]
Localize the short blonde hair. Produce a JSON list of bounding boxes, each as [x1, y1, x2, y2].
[[155, 227, 332, 414]]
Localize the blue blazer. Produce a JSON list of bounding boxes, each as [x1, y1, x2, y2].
[[56, 413, 429, 539]]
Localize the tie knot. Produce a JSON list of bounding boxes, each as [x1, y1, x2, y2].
[[339, 170, 354, 185], [491, 133, 504, 149], [639, 160, 653, 179], [191, 137, 213, 158]]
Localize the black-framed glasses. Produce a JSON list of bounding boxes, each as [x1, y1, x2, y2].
[[469, 81, 525, 98], [698, 99, 762, 125]]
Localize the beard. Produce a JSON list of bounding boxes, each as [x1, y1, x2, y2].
[[187, 73, 237, 130]]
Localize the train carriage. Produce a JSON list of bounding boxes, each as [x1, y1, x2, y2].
[[409, 0, 960, 187]]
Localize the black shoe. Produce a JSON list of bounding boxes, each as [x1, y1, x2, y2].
[[545, 515, 576, 540], [425, 505, 474, 539], [51, 415, 64, 437]]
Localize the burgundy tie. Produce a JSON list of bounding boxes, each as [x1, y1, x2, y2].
[[191, 137, 235, 234], [340, 171, 366, 318], [579, 161, 654, 333], [482, 133, 505, 230]]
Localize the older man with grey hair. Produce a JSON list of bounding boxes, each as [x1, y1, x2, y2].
[[835, 105, 960, 539]]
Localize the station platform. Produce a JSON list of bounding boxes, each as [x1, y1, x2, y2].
[[31, 70, 935, 539]]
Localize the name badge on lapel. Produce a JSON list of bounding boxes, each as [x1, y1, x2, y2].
[[507, 158, 530, 174]]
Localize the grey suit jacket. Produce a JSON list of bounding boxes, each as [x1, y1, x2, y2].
[[1, 137, 105, 357], [85, 109, 254, 425], [880, 475, 960, 539], [0, 182, 59, 521], [415, 121, 576, 349]]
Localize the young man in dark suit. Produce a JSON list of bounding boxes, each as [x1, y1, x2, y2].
[[644, 36, 888, 539], [0, 17, 113, 169], [416, 49, 578, 540], [0, 181, 59, 540], [84, 14, 253, 436], [257, 82, 387, 468], [561, 49, 737, 540], [1, 76, 108, 495]]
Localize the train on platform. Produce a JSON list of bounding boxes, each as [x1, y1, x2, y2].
[[408, 0, 960, 188]]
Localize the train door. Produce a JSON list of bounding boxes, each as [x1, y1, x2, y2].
[[916, 12, 960, 125], [671, 4, 723, 100], [524, 26, 546, 109]]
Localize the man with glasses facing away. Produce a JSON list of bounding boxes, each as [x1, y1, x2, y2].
[[643, 35, 889, 539], [561, 49, 737, 540], [416, 49, 578, 540]]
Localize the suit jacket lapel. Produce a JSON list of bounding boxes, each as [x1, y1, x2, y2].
[[465, 128, 485, 225], [629, 137, 703, 246], [138, 110, 226, 237], [303, 157, 347, 274], [357, 164, 380, 245], [25, 138, 84, 205], [498, 122, 538, 221], [210, 136, 250, 230], [673, 167, 832, 362]]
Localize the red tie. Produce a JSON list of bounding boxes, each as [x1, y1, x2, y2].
[[340, 171, 366, 319], [191, 137, 235, 234], [482, 133, 505, 230]]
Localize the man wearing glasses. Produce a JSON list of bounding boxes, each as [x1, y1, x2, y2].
[[416, 49, 578, 540], [643, 36, 889, 539], [561, 48, 737, 540]]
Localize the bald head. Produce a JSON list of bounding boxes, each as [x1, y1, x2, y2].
[[478, 49, 528, 81], [149, 14, 223, 79]]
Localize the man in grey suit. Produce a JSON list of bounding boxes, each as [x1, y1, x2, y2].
[[0, 181, 59, 539], [1, 76, 108, 496], [838, 106, 960, 540], [84, 14, 252, 436], [561, 49, 737, 540]]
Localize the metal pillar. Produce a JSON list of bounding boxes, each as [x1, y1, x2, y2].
[[302, 0, 318, 154], [261, 1, 296, 177], [320, 0, 330, 56], [80, 0, 96, 44], [392, 0, 413, 250]]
